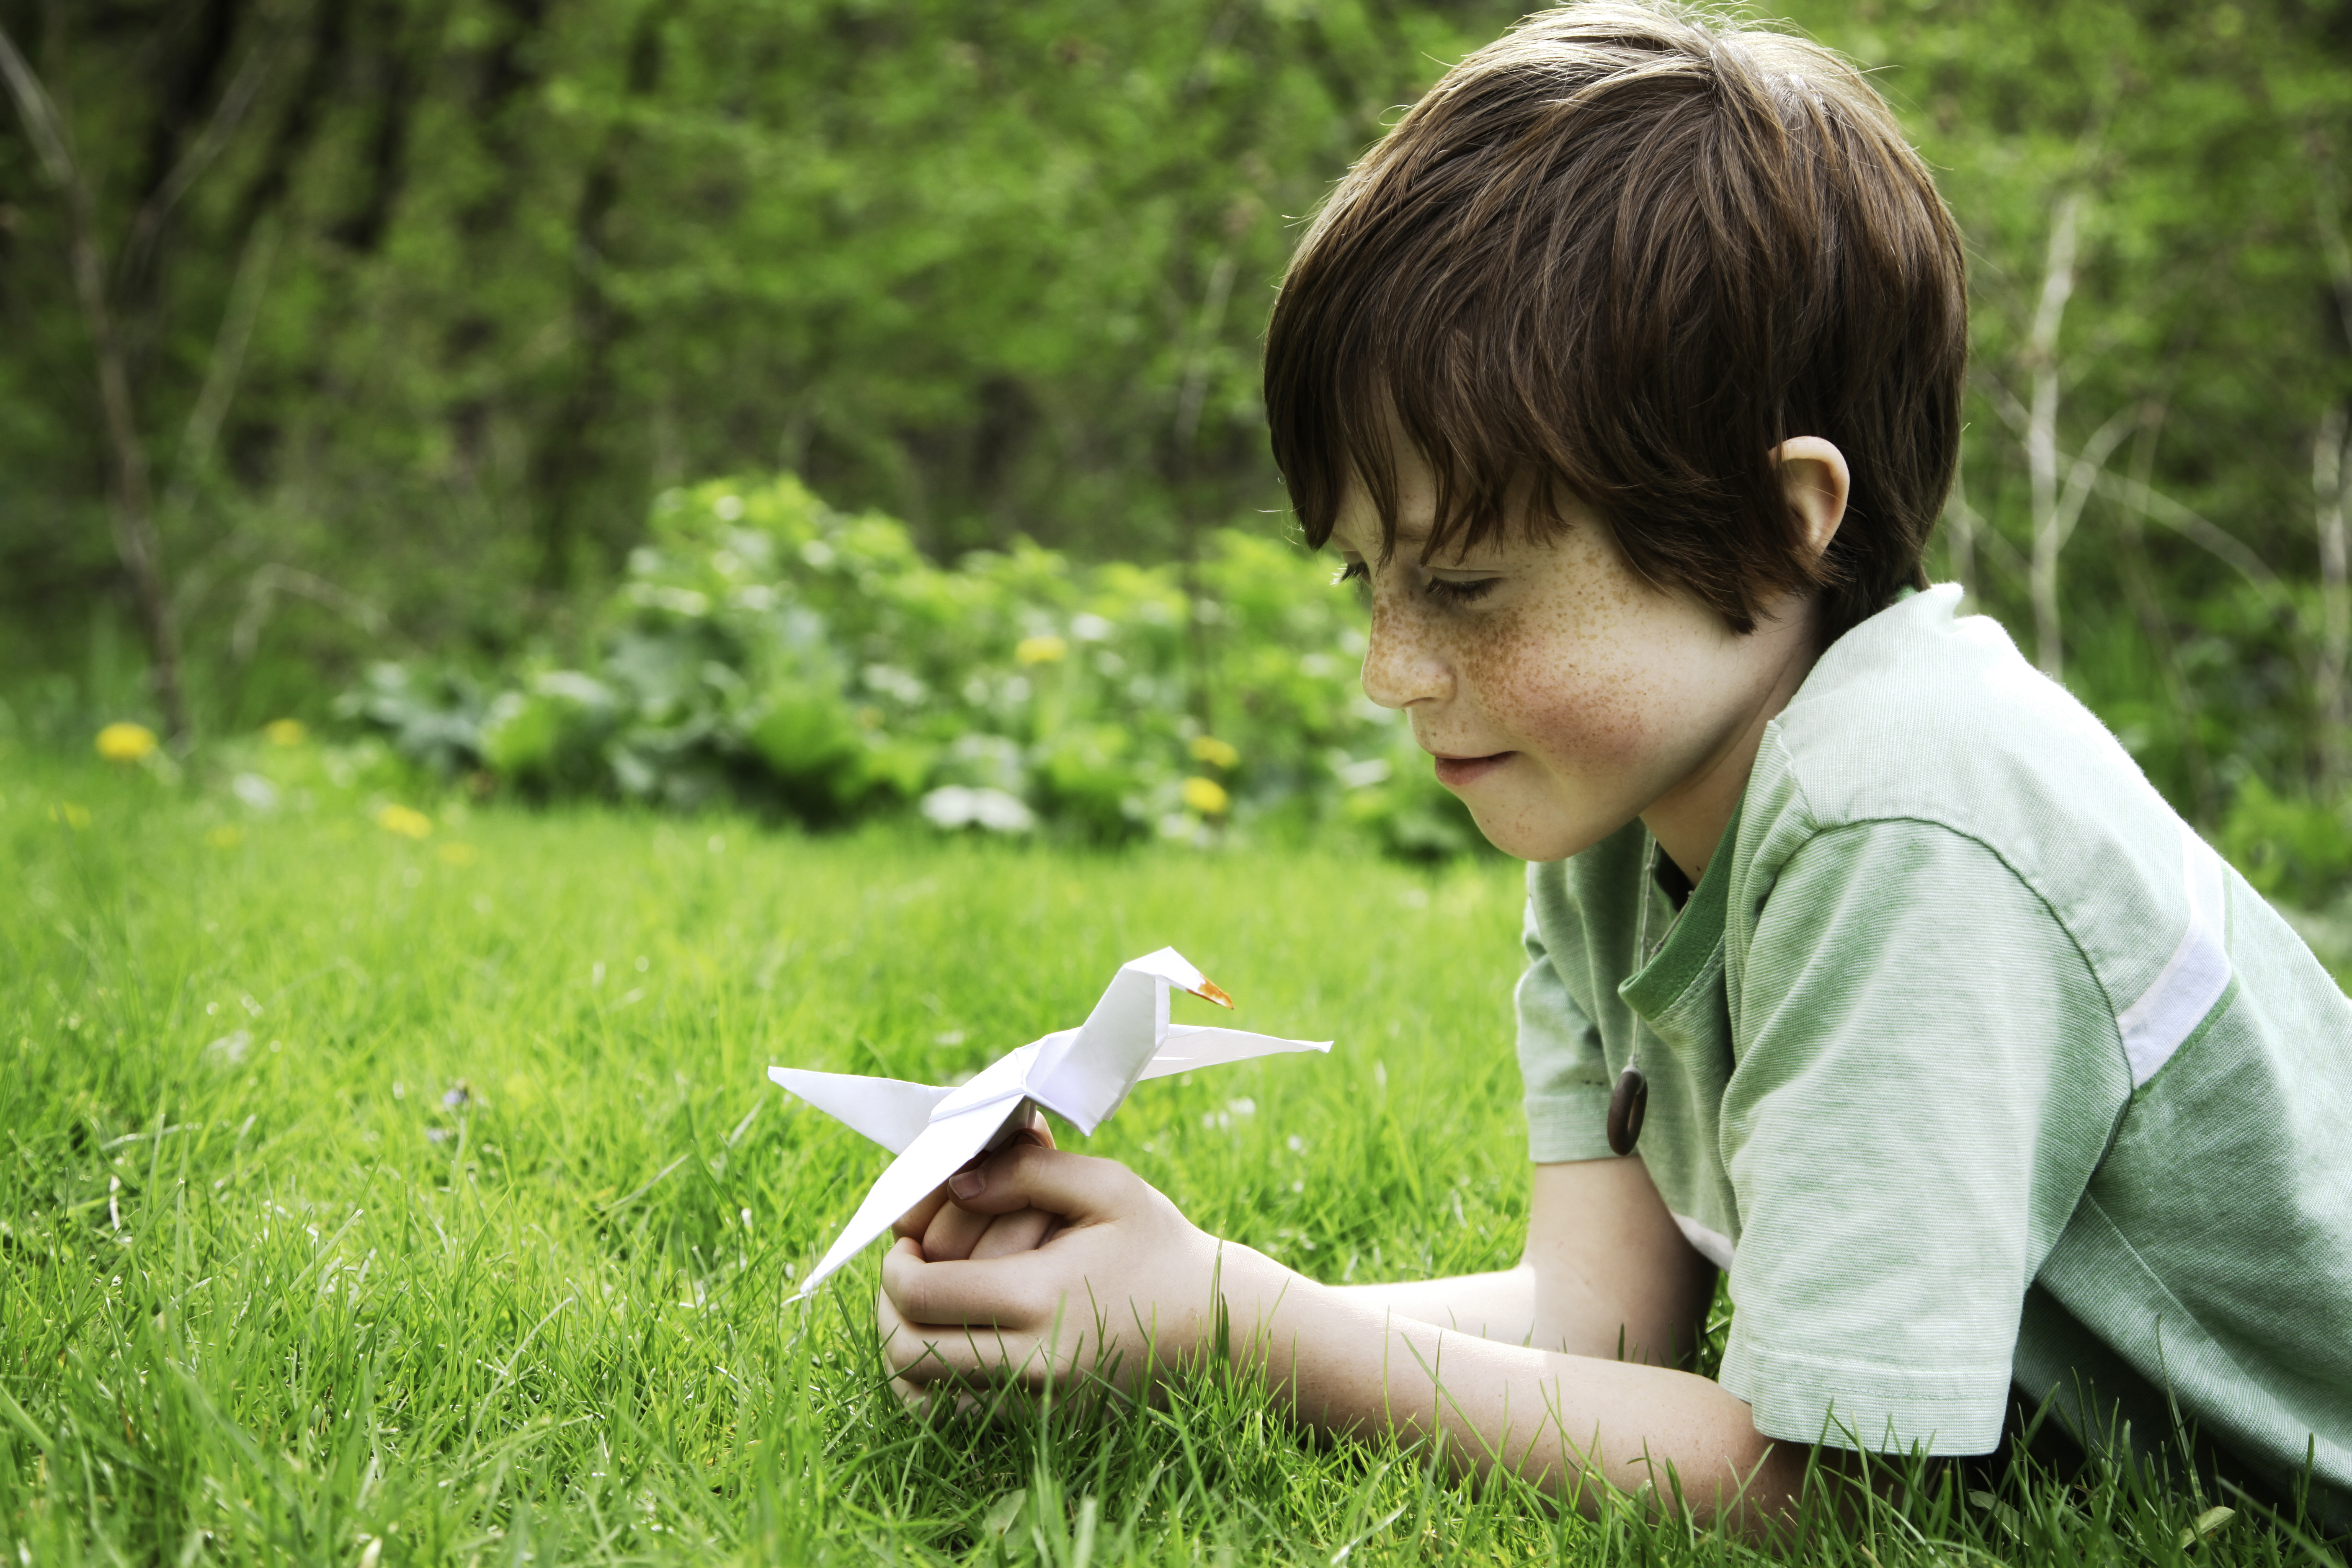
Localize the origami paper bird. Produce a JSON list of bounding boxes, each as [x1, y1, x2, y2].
[[770, 947, 1330, 1299]]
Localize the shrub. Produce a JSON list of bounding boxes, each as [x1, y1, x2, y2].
[[338, 475, 1484, 858], [2219, 773, 2352, 907]]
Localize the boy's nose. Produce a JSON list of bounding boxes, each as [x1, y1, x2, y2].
[[1359, 597, 1451, 710]]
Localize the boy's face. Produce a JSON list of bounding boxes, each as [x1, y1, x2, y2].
[[1330, 451, 1820, 867]]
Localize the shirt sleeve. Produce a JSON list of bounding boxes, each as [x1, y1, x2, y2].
[[1717, 820, 2130, 1455], [1515, 883, 1620, 1164]]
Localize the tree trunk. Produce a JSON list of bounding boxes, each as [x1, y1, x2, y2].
[[2025, 191, 2081, 681], [2314, 406, 2350, 788], [531, 0, 673, 592], [2314, 155, 2352, 788], [0, 24, 189, 740]]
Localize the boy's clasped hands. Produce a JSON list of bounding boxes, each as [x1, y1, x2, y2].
[[881, 1113, 1270, 1400]]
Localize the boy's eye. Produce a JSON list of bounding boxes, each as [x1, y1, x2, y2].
[[1332, 560, 1371, 598], [1424, 576, 1499, 605]]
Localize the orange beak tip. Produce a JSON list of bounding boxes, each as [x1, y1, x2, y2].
[[1192, 978, 1235, 1009]]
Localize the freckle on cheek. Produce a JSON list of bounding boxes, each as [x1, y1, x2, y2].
[[1461, 599, 1651, 766]]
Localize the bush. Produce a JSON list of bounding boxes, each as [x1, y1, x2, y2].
[[337, 475, 1484, 858], [2218, 773, 2352, 907]]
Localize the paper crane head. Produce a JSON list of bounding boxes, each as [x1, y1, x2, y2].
[[766, 947, 1328, 1299]]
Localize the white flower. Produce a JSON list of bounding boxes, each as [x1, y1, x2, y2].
[[920, 786, 1035, 834]]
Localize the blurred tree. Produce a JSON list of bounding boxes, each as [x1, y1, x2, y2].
[[1784, 0, 2352, 819], [0, 0, 2349, 865], [0, 2, 279, 740], [0, 0, 1521, 722]]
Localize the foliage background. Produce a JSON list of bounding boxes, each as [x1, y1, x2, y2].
[[6, 0, 2352, 893]]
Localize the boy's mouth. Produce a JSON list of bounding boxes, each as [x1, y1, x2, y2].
[[1432, 751, 1512, 788]]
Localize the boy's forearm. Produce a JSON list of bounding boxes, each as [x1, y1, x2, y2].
[[1214, 1245, 1803, 1538], [1323, 1265, 1538, 1346]]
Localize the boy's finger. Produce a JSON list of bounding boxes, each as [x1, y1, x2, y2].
[[944, 1143, 1138, 1220], [882, 1235, 1016, 1329], [877, 1271, 932, 1378], [970, 1206, 1054, 1260], [881, 1235, 1060, 1330], [920, 1198, 991, 1262], [1023, 1109, 1057, 1150], [892, 1182, 953, 1242], [887, 1327, 984, 1382], [879, 1254, 984, 1378], [880, 1270, 1043, 1384], [892, 1114, 1050, 1240]]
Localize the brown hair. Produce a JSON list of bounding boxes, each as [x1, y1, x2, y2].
[[1264, 0, 1966, 639]]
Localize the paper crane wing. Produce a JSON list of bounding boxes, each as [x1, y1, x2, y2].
[[791, 1097, 1027, 1300], [1137, 1024, 1331, 1080], [766, 1068, 951, 1155]]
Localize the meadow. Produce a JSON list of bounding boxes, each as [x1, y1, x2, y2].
[[1, 754, 2341, 1566]]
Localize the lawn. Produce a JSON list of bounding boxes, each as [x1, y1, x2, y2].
[[1, 755, 2338, 1565]]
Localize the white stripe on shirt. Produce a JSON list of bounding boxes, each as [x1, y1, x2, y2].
[[1674, 1212, 1736, 1271], [2115, 821, 2231, 1088]]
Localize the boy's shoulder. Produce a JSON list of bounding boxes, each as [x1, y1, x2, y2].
[[1733, 585, 2220, 1039], [1761, 583, 2160, 846]]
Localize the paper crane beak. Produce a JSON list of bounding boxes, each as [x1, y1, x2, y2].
[[1189, 977, 1235, 1009]]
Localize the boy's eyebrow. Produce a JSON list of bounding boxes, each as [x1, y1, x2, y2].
[[1329, 516, 1425, 553]]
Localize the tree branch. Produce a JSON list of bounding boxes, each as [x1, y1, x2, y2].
[[121, 30, 279, 291]]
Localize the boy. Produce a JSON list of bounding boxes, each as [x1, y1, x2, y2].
[[877, 0, 2352, 1537]]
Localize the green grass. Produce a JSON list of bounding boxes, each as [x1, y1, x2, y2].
[[1, 753, 2341, 1565]]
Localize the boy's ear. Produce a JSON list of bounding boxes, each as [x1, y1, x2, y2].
[[1771, 437, 1849, 564]]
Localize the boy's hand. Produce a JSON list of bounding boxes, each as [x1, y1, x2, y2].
[[890, 1109, 1059, 1263], [878, 1142, 1249, 1397]]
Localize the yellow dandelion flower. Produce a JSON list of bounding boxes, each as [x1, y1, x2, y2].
[[263, 719, 307, 747], [1189, 735, 1240, 769], [95, 722, 158, 762], [1180, 776, 1230, 816], [1014, 634, 1068, 665], [377, 804, 433, 839], [50, 802, 91, 830], [436, 842, 478, 867], [206, 825, 245, 849]]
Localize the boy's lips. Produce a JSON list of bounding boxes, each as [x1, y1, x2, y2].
[[1432, 751, 1513, 788]]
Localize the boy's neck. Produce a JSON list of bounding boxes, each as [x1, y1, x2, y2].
[[1640, 613, 1824, 886]]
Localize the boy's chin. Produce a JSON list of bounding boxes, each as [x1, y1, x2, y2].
[[1460, 797, 1589, 864], [1452, 778, 1632, 863]]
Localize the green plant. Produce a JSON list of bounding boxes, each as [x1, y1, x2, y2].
[[2219, 773, 2352, 906], [339, 473, 1487, 859]]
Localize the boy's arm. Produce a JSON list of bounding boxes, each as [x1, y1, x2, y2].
[[1323, 1267, 1537, 1345], [880, 1145, 1803, 1538], [1326, 1157, 1716, 1363], [1232, 1251, 1806, 1532]]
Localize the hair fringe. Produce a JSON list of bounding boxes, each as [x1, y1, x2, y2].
[[1264, 0, 1967, 640]]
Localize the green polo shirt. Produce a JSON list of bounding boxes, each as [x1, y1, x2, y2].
[[1516, 585, 2352, 1525]]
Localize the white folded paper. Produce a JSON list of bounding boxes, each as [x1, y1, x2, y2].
[[770, 946, 1330, 1299]]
